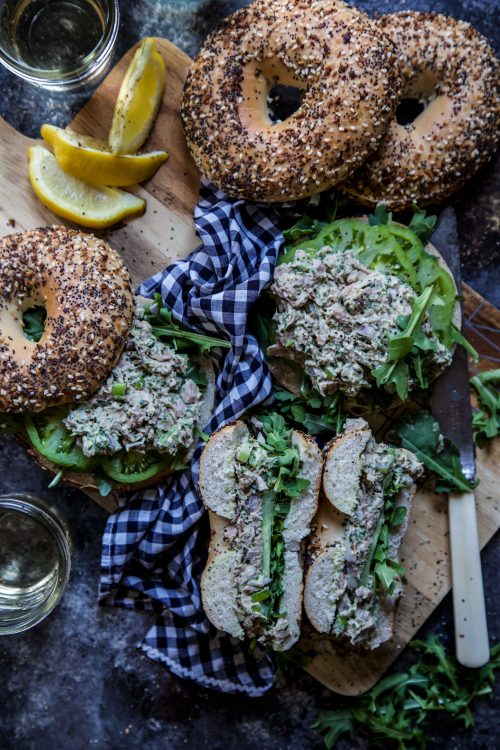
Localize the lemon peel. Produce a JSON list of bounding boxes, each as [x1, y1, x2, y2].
[[28, 145, 146, 229], [41, 124, 168, 187], [109, 38, 166, 155]]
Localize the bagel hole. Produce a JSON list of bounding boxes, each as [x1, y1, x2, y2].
[[267, 84, 303, 123], [23, 306, 46, 342], [396, 98, 425, 126]]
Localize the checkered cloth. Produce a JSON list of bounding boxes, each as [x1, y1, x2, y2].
[[99, 181, 284, 696]]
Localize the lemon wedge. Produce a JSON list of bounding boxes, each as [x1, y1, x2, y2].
[[28, 145, 146, 229], [109, 38, 166, 155], [41, 124, 168, 187]]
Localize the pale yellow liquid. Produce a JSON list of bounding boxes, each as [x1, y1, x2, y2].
[[1, 0, 105, 72], [0, 506, 66, 632]]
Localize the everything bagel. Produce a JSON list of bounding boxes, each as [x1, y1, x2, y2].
[[342, 12, 500, 209], [182, 0, 400, 202], [0, 226, 134, 413]]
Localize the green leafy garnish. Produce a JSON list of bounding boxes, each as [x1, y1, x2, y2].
[[470, 369, 500, 447], [398, 412, 477, 493], [313, 636, 500, 749], [274, 646, 313, 682], [22, 306, 46, 343], [368, 203, 391, 226], [273, 382, 345, 436], [372, 286, 436, 401], [360, 461, 408, 594], [408, 206, 437, 242], [248, 413, 310, 626], [144, 294, 231, 353], [95, 474, 114, 497]]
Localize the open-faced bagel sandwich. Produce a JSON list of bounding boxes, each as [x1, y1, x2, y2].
[[265, 213, 462, 404], [0, 227, 224, 494]]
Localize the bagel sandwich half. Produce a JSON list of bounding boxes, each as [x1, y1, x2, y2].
[[304, 418, 423, 649], [199, 414, 323, 651], [2, 295, 224, 494]]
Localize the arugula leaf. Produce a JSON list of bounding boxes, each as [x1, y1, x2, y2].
[[272, 382, 345, 436], [398, 412, 478, 493], [372, 286, 435, 401], [95, 473, 114, 497], [368, 203, 392, 226], [360, 462, 409, 594], [408, 206, 437, 243], [274, 646, 313, 682], [22, 306, 46, 343], [314, 637, 500, 750], [144, 294, 230, 353], [450, 324, 479, 362], [249, 413, 311, 626], [470, 369, 500, 447]]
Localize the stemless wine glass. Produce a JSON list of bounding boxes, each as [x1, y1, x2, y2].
[[0, 0, 120, 90], [0, 493, 71, 634]]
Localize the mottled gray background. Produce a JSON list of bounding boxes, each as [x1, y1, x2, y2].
[[0, 1, 499, 749]]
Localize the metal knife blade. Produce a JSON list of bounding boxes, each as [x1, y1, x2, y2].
[[429, 207, 475, 480]]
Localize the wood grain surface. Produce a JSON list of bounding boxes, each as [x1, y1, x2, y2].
[[0, 39, 498, 696]]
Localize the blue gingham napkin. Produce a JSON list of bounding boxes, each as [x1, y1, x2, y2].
[[98, 181, 284, 695]]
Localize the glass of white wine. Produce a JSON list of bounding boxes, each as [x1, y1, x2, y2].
[[0, 494, 71, 634], [0, 0, 119, 90]]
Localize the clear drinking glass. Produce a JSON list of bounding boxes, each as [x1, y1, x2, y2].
[[0, 0, 119, 90], [0, 493, 71, 634]]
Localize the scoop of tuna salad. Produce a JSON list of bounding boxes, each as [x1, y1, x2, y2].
[[63, 299, 204, 458], [268, 247, 452, 396]]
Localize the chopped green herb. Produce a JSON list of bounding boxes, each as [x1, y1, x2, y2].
[[111, 383, 127, 399]]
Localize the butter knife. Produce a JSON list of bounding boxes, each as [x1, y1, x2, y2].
[[429, 207, 489, 668]]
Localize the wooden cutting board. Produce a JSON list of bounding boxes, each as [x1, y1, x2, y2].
[[0, 39, 498, 696]]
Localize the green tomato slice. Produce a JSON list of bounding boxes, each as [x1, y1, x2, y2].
[[23, 410, 92, 471], [100, 450, 173, 484]]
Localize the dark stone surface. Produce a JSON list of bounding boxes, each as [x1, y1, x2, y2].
[[0, 2, 498, 749]]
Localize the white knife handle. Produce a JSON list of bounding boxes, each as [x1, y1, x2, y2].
[[448, 491, 490, 668]]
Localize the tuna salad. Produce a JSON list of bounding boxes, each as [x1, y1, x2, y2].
[[221, 417, 307, 647], [268, 246, 453, 396], [63, 300, 204, 458], [327, 421, 423, 647]]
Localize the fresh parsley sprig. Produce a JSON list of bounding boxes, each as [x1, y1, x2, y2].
[[313, 636, 500, 750], [398, 412, 477, 493], [470, 369, 500, 447]]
